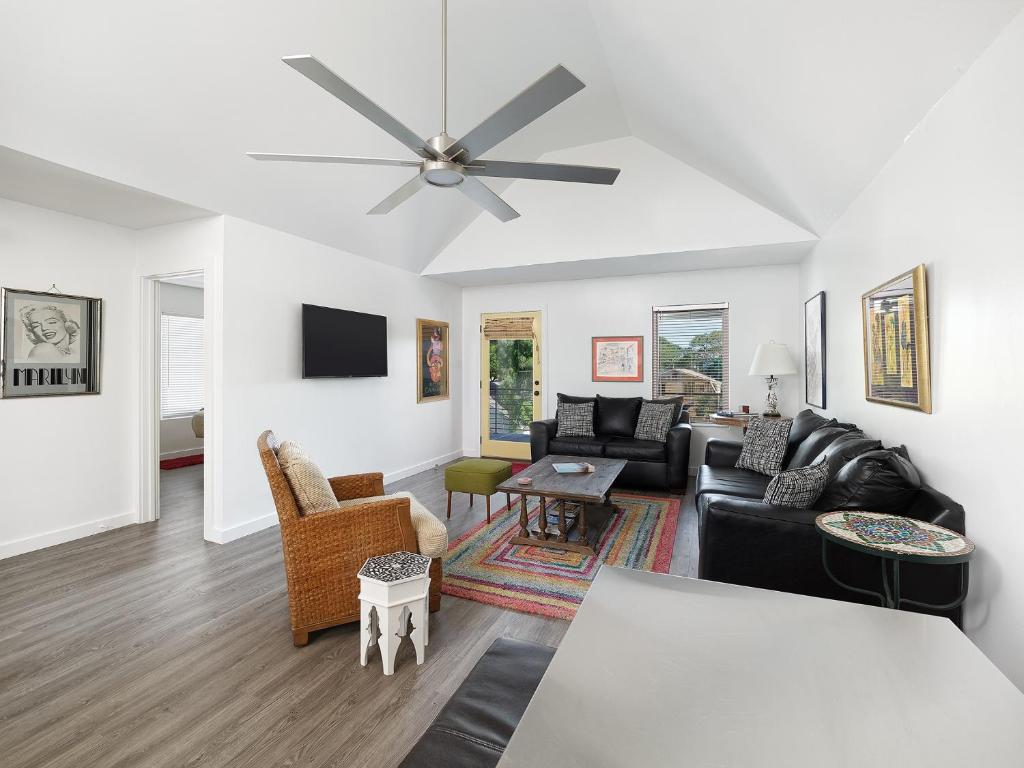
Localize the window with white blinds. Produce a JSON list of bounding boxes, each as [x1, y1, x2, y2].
[[652, 304, 729, 422], [160, 314, 204, 419]]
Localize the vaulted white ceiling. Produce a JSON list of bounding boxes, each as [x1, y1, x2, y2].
[[423, 136, 816, 283], [0, 0, 1020, 277]]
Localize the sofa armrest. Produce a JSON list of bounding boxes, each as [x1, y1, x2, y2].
[[665, 422, 692, 492], [329, 472, 385, 501], [704, 438, 743, 468], [698, 495, 823, 591], [530, 419, 557, 462]]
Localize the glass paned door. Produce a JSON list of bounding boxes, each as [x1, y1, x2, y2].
[[480, 312, 541, 460]]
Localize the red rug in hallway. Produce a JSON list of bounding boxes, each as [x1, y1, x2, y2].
[[510, 462, 531, 475], [160, 454, 204, 470]]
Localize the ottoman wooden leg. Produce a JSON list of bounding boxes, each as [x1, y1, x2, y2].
[[469, 493, 474, 508], [506, 493, 512, 512], [486, 494, 491, 523], [446, 490, 452, 519]]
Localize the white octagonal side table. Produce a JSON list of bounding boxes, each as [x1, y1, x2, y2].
[[357, 551, 431, 675]]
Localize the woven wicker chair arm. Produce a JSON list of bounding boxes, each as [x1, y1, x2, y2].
[[328, 472, 386, 501], [296, 496, 417, 553]]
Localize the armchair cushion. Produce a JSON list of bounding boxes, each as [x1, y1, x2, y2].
[[277, 441, 339, 515], [338, 491, 448, 558]]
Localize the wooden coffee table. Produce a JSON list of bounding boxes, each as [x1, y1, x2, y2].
[[495, 455, 626, 556]]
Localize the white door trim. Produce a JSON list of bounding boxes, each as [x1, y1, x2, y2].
[[138, 269, 208, 529]]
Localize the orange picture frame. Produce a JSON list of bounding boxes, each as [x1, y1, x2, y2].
[[592, 336, 644, 382]]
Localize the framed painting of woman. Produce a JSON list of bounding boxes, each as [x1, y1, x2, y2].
[[1, 287, 103, 398], [417, 318, 449, 403]]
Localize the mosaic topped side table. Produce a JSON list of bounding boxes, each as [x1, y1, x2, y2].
[[357, 551, 431, 675], [815, 511, 973, 622]]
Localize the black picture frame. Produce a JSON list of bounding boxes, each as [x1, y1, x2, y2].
[[804, 291, 826, 408], [1, 287, 103, 398]]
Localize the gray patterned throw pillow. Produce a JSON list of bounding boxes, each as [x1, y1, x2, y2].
[[763, 461, 829, 508], [634, 402, 676, 442], [735, 417, 793, 476], [556, 400, 595, 438]]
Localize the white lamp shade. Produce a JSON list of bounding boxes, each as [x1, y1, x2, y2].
[[749, 342, 797, 376]]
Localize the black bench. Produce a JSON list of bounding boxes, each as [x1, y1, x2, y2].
[[399, 637, 556, 768]]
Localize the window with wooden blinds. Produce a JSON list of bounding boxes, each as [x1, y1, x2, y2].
[[482, 315, 536, 339], [652, 303, 729, 422]]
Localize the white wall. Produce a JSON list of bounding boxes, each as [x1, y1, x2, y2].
[[799, 12, 1024, 687], [216, 217, 463, 542], [0, 198, 137, 557], [158, 281, 204, 458], [461, 264, 802, 471], [159, 281, 203, 317]]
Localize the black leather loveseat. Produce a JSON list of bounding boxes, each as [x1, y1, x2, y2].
[[530, 394, 692, 493], [696, 409, 967, 624]]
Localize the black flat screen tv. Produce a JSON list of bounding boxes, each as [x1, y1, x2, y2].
[[302, 304, 388, 378]]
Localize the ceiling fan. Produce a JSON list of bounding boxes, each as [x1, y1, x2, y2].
[[247, 0, 620, 222]]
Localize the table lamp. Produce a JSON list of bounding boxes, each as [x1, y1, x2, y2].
[[748, 341, 796, 417]]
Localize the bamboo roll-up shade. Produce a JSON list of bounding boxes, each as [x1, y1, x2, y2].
[[482, 315, 537, 339]]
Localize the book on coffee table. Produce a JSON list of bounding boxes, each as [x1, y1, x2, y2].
[[552, 462, 595, 474]]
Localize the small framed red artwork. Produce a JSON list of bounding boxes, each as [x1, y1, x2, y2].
[[592, 336, 644, 382]]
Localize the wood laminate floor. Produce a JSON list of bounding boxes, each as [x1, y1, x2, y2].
[[0, 461, 697, 768]]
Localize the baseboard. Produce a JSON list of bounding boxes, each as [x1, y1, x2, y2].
[[208, 449, 464, 546], [160, 448, 204, 460], [207, 513, 278, 545], [0, 512, 136, 560], [383, 449, 464, 484]]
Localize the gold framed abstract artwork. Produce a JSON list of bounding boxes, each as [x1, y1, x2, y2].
[[416, 318, 449, 403], [861, 264, 931, 413]]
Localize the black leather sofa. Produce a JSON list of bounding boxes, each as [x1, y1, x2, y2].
[[530, 394, 692, 492], [697, 409, 967, 624], [399, 637, 555, 768]]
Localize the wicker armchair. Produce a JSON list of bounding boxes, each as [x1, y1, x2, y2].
[[258, 430, 443, 646]]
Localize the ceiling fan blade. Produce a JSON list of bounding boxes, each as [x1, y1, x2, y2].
[[465, 159, 619, 185], [247, 153, 421, 167], [282, 55, 439, 160], [367, 174, 425, 215], [457, 176, 520, 222], [445, 65, 585, 162]]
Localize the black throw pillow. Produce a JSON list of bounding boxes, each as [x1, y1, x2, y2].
[[817, 449, 922, 513], [784, 410, 835, 464], [788, 409, 833, 445], [785, 426, 849, 469], [812, 432, 882, 478], [595, 395, 643, 437]]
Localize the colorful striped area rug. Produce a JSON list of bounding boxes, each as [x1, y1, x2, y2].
[[442, 492, 679, 620]]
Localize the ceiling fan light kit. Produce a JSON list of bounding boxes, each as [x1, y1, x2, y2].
[[248, 0, 619, 221]]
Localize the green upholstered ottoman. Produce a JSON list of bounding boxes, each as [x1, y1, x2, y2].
[[445, 458, 514, 523]]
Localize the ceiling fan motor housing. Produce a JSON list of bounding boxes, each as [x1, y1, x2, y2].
[[422, 159, 464, 187]]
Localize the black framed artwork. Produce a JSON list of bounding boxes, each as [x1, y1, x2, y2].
[[1, 287, 103, 398], [804, 291, 826, 408]]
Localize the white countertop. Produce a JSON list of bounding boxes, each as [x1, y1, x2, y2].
[[499, 567, 1024, 768]]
